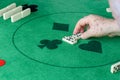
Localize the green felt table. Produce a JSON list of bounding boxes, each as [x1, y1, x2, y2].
[[0, 0, 120, 80]]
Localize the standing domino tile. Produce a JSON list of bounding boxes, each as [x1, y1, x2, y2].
[[111, 61, 120, 73], [62, 33, 81, 45], [3, 6, 22, 20], [21, 8, 31, 18], [11, 12, 22, 22], [0, 3, 16, 17], [11, 8, 31, 23]]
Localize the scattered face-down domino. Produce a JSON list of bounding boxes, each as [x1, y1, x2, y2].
[[111, 61, 120, 74], [62, 33, 81, 45], [11, 8, 31, 23], [0, 3, 16, 17]]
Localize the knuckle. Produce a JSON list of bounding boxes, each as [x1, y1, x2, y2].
[[88, 14, 95, 18]]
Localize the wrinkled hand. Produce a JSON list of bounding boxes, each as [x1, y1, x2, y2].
[[73, 14, 120, 39]]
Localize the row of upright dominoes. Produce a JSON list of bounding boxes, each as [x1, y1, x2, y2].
[[0, 3, 31, 23]]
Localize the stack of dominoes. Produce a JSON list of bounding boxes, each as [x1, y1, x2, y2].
[[0, 3, 31, 23], [62, 33, 81, 44], [111, 61, 120, 74]]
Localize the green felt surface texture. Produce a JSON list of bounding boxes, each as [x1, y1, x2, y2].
[[0, 0, 120, 80]]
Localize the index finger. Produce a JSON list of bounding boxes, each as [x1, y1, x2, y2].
[[73, 16, 90, 34]]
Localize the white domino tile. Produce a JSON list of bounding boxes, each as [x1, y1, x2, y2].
[[72, 33, 81, 40], [106, 8, 112, 13], [11, 12, 22, 23], [11, 8, 31, 23], [62, 33, 81, 45], [111, 61, 120, 73], [21, 8, 31, 18], [62, 36, 77, 44], [0, 3, 16, 17], [3, 6, 22, 20]]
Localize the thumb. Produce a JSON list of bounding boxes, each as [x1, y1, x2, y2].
[[81, 30, 93, 39]]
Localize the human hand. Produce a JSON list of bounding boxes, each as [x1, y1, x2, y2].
[[73, 14, 120, 39], [109, 0, 120, 26]]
